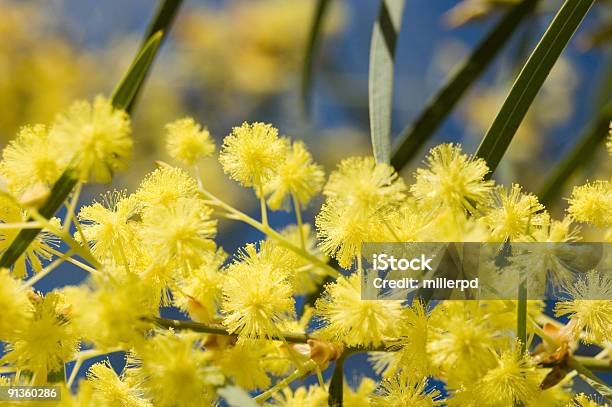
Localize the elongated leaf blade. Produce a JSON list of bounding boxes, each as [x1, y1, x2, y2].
[[539, 99, 612, 205], [390, 0, 539, 171], [369, 0, 406, 164], [111, 31, 163, 112], [301, 0, 332, 115], [142, 0, 182, 46], [476, 0, 595, 175]]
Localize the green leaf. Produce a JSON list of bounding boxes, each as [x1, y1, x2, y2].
[[111, 31, 163, 113], [142, 0, 183, 46], [218, 385, 259, 407], [390, 0, 540, 171], [328, 355, 346, 407], [476, 0, 595, 175], [539, 99, 612, 205], [301, 0, 333, 115], [369, 0, 406, 164]]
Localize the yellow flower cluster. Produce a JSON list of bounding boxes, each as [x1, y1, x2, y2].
[[0, 108, 610, 406]]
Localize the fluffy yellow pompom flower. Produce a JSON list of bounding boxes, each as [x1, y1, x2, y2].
[[344, 378, 377, 407], [315, 272, 402, 347], [316, 156, 404, 268], [1, 292, 78, 382], [219, 122, 285, 188], [482, 184, 545, 241], [324, 156, 406, 211], [555, 271, 612, 344], [567, 180, 612, 228], [135, 166, 198, 208], [141, 197, 217, 272], [64, 271, 159, 349], [130, 332, 224, 407], [471, 345, 540, 406], [0, 268, 31, 340], [165, 117, 215, 166], [212, 340, 272, 391], [77, 190, 141, 262], [173, 249, 226, 323], [87, 361, 152, 407], [51, 95, 132, 183], [264, 139, 324, 210], [221, 241, 296, 339], [0, 124, 64, 194], [371, 372, 443, 407], [411, 144, 494, 213]]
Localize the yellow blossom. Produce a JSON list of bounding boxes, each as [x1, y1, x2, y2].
[[555, 270, 612, 344], [411, 144, 494, 213], [0, 268, 31, 340], [221, 241, 296, 339], [265, 139, 324, 210], [344, 377, 376, 407], [1, 292, 78, 382], [482, 184, 545, 241], [141, 197, 217, 272], [371, 371, 443, 407], [0, 124, 64, 194], [77, 190, 141, 262], [130, 331, 224, 407], [211, 340, 271, 391], [570, 393, 610, 407], [165, 117, 215, 166], [135, 166, 198, 208], [315, 272, 402, 347], [567, 180, 612, 228], [51, 95, 132, 183], [219, 122, 285, 188], [87, 360, 152, 407]]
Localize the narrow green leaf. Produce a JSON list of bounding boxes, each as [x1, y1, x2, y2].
[[218, 385, 259, 407], [369, 0, 406, 164], [539, 99, 612, 205], [328, 355, 346, 407], [517, 282, 527, 354], [301, 0, 332, 115], [476, 0, 595, 175], [111, 31, 163, 113], [142, 0, 183, 46], [570, 357, 612, 403], [390, 0, 539, 171]]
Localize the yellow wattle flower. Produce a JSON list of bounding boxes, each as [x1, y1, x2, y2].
[[165, 117, 215, 166]]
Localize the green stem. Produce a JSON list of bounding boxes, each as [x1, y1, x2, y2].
[[568, 356, 610, 387], [573, 356, 612, 372], [517, 282, 527, 354]]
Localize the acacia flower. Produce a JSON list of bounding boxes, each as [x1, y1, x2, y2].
[[0, 268, 31, 340], [51, 95, 132, 183], [165, 117, 215, 166], [87, 360, 152, 407], [219, 122, 285, 188], [1, 292, 79, 381], [315, 272, 403, 347], [570, 393, 609, 407], [411, 144, 494, 213], [472, 345, 540, 406], [222, 241, 296, 339], [555, 271, 612, 344], [371, 372, 443, 407], [129, 332, 224, 407], [567, 180, 612, 228], [141, 197, 217, 272], [212, 341, 272, 391], [344, 378, 377, 407], [264, 139, 324, 210], [135, 166, 198, 208], [77, 190, 141, 262], [482, 184, 545, 241], [268, 385, 328, 407], [0, 124, 64, 194]]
